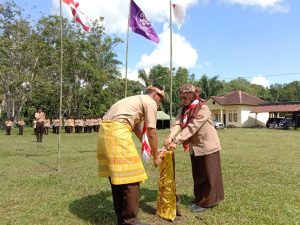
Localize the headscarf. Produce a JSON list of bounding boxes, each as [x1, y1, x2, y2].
[[178, 84, 204, 152]]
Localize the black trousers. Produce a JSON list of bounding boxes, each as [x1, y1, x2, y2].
[[19, 126, 24, 135], [36, 122, 44, 142], [6, 126, 12, 135], [109, 179, 140, 225]]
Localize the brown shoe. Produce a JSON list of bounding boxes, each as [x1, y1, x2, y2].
[[176, 209, 182, 216]]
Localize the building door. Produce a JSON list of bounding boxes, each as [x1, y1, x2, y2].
[[223, 114, 226, 126]]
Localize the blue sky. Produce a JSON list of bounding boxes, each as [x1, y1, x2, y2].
[[13, 0, 300, 87]]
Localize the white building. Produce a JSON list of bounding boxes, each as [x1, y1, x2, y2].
[[206, 91, 268, 127]]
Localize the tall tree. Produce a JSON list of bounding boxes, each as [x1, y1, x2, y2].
[[197, 74, 223, 99], [0, 1, 39, 120]]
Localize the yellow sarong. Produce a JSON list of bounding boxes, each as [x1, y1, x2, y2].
[[156, 151, 177, 221], [97, 121, 148, 185]]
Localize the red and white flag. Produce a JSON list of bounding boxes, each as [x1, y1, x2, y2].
[[172, 3, 186, 30], [63, 0, 90, 32], [141, 122, 151, 162]]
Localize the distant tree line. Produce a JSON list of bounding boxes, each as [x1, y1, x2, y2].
[[1, 1, 300, 124]]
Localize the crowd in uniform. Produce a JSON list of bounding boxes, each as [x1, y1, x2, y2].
[[3, 115, 102, 136]]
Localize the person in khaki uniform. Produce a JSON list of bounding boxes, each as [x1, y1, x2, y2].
[[17, 118, 25, 135], [34, 108, 45, 142], [44, 117, 51, 135], [97, 85, 165, 225], [5, 119, 14, 135], [74, 118, 80, 133], [53, 118, 61, 134], [164, 84, 224, 213]]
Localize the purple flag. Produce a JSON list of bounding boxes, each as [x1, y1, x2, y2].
[[129, 0, 159, 43]]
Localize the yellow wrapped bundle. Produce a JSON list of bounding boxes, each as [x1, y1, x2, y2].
[[156, 150, 176, 221]]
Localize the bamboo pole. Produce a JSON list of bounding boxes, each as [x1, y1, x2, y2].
[[169, 0, 173, 125], [57, 0, 63, 172], [124, 0, 131, 98]]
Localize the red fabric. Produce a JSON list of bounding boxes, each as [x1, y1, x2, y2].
[[64, 0, 90, 32], [63, 0, 75, 5], [141, 121, 151, 162], [181, 98, 200, 152], [71, 6, 90, 31]]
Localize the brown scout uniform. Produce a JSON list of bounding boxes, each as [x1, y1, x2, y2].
[[101, 94, 158, 225], [5, 120, 14, 135], [35, 111, 45, 142], [169, 93, 224, 208], [18, 119, 25, 135]]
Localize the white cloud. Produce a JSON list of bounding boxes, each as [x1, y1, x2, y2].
[[136, 24, 198, 71], [220, 0, 289, 13], [251, 75, 270, 87], [120, 67, 140, 81]]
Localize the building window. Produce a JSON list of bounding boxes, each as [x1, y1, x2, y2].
[[229, 113, 232, 122], [234, 113, 238, 122]]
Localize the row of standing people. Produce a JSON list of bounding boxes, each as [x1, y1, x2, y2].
[[51, 118, 102, 134], [4, 116, 102, 136]]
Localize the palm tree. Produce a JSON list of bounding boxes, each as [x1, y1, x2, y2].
[[197, 74, 223, 99]]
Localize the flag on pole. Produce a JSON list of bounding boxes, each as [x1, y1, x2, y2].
[[172, 3, 186, 30], [141, 122, 152, 162], [129, 0, 159, 43], [63, 0, 90, 32]]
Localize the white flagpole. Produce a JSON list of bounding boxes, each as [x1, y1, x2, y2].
[[124, 0, 131, 98], [169, 0, 173, 125], [57, 0, 63, 172]]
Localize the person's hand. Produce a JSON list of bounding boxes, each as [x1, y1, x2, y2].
[[163, 137, 172, 148], [158, 148, 168, 159], [153, 157, 162, 167], [169, 142, 177, 149]]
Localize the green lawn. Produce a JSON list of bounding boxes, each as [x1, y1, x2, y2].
[[0, 128, 299, 225]]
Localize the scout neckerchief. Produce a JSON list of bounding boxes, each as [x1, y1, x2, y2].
[[141, 121, 151, 162], [181, 97, 200, 152]]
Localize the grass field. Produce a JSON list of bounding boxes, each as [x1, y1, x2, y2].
[[0, 128, 299, 225]]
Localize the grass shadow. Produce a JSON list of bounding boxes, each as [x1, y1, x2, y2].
[[77, 150, 96, 153], [69, 187, 166, 225], [69, 191, 116, 225]]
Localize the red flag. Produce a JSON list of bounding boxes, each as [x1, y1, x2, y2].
[[141, 121, 152, 162], [63, 0, 75, 6], [63, 0, 90, 32]]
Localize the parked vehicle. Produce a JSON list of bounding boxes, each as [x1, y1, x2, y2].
[[213, 120, 225, 129], [266, 118, 284, 128], [266, 117, 295, 129], [278, 118, 295, 129]]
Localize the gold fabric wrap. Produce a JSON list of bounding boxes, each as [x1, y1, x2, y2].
[[156, 150, 176, 221], [97, 121, 147, 185]]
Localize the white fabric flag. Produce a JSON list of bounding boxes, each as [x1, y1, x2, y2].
[[172, 4, 186, 30]]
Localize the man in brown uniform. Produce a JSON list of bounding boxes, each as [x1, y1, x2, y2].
[[53, 118, 60, 134], [34, 108, 45, 142], [97, 85, 164, 225], [5, 119, 14, 135], [17, 118, 25, 135], [164, 84, 224, 213]]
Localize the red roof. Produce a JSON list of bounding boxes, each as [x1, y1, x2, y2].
[[252, 104, 300, 113], [210, 91, 266, 106]]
